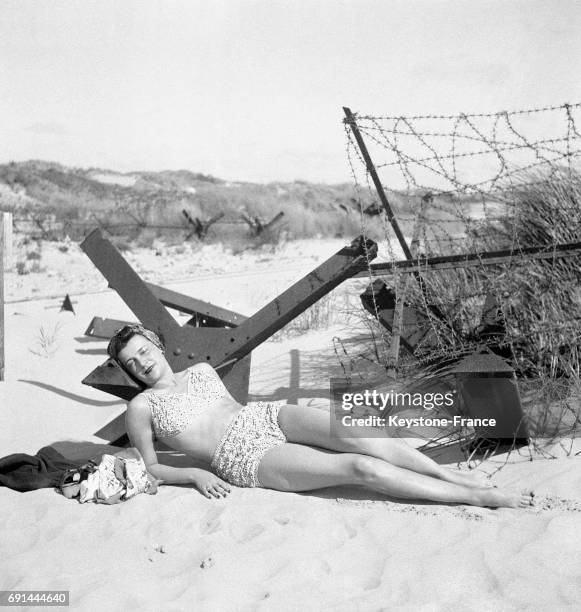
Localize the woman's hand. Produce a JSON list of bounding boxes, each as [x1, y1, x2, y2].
[[193, 472, 231, 499]]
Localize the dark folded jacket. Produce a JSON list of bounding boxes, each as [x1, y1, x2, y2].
[[0, 446, 82, 492]]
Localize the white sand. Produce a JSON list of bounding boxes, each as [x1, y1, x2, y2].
[[2, 238, 581, 611]]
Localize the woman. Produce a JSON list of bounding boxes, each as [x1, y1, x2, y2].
[[108, 324, 534, 508]]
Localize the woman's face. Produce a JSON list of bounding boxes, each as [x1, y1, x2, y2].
[[117, 334, 167, 386]]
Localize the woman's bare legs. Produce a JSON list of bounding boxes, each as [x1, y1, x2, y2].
[[277, 405, 488, 488], [257, 444, 533, 508]]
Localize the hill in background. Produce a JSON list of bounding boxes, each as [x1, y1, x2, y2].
[[0, 160, 386, 245]]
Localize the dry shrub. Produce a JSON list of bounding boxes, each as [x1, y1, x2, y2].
[[360, 169, 581, 442], [271, 291, 352, 341]]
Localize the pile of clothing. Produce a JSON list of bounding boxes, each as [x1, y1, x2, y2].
[[0, 446, 158, 504]]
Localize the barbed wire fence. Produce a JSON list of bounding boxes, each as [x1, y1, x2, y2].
[[342, 102, 581, 456], [9, 213, 287, 243]]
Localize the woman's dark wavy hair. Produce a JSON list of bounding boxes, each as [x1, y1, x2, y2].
[[107, 324, 166, 367]]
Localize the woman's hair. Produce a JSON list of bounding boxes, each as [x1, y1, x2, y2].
[[107, 324, 165, 364]]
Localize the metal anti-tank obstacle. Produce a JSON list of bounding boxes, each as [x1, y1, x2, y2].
[[81, 229, 378, 410]]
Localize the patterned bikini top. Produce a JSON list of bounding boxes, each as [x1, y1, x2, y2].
[[145, 366, 227, 439]]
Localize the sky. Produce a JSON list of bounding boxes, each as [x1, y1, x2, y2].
[[1, 0, 580, 183]]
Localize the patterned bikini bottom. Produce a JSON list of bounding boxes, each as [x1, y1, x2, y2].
[[210, 402, 287, 488]]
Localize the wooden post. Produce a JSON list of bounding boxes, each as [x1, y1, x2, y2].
[[2, 212, 12, 271], [387, 195, 429, 378], [0, 213, 5, 380]]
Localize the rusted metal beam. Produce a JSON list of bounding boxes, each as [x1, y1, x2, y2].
[[262, 211, 285, 233], [354, 241, 581, 277], [343, 108, 434, 316], [146, 282, 247, 327], [240, 211, 285, 236], [182, 209, 199, 240], [82, 358, 143, 401], [85, 316, 136, 339], [205, 236, 378, 363], [82, 229, 179, 335], [85, 286, 247, 340], [182, 210, 225, 240], [343, 107, 413, 260]]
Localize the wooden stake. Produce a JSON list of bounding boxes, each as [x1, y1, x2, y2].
[[0, 213, 5, 380], [387, 194, 429, 378], [2, 212, 12, 271]]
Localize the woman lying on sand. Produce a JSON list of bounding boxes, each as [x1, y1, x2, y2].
[[108, 324, 534, 509]]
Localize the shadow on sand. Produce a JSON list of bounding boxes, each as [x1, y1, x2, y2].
[[19, 380, 121, 407]]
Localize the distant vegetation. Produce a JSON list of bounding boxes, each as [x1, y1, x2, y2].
[[0, 160, 493, 252], [0, 160, 384, 246]]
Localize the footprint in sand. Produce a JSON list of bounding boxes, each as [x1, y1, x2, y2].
[[363, 575, 382, 591], [199, 507, 226, 535], [233, 523, 266, 543]]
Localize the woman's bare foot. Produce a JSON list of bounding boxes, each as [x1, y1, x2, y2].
[[473, 487, 535, 509]]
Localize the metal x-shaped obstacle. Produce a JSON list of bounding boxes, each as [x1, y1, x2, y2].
[[80, 229, 378, 407]]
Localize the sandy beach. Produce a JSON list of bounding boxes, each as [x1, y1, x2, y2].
[[2, 237, 581, 611]]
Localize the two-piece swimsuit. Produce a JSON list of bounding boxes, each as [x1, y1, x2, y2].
[[144, 366, 286, 488]]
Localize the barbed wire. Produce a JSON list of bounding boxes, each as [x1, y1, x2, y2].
[[359, 102, 581, 122], [350, 103, 581, 200], [11, 219, 255, 229], [342, 100, 581, 442]]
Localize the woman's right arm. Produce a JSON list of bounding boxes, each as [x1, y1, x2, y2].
[[125, 396, 230, 497]]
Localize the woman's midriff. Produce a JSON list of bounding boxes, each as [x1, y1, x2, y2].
[[159, 396, 243, 462]]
